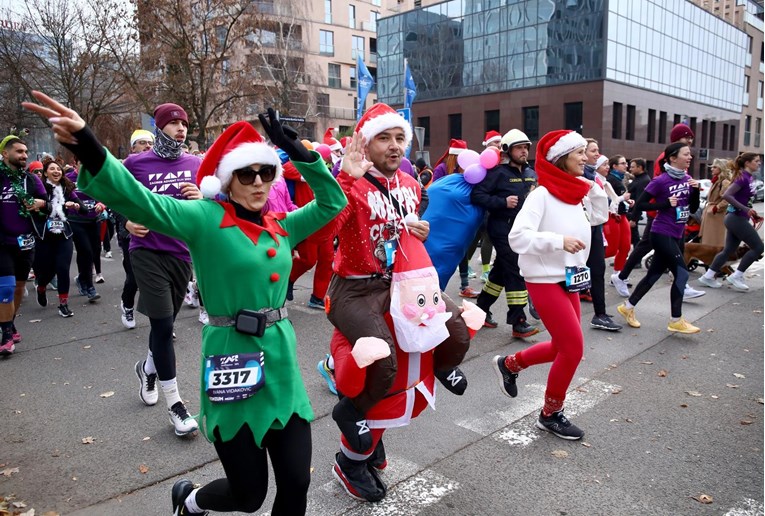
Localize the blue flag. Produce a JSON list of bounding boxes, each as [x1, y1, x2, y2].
[[357, 55, 374, 121], [404, 59, 416, 110]]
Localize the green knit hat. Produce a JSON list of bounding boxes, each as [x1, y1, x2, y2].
[[0, 134, 20, 152]]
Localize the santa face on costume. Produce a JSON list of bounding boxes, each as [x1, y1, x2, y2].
[[390, 266, 451, 354]]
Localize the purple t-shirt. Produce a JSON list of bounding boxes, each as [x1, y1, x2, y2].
[[726, 171, 754, 217], [646, 173, 693, 239], [66, 170, 100, 220], [122, 151, 201, 262], [1, 170, 46, 245]]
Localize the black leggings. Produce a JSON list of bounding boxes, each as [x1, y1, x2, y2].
[[710, 214, 764, 273], [586, 224, 607, 316], [629, 233, 687, 318], [33, 236, 73, 295], [196, 417, 311, 514], [119, 239, 138, 308], [70, 221, 101, 288], [149, 316, 176, 380]]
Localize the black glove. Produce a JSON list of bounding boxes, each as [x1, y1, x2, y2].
[[258, 108, 313, 163]]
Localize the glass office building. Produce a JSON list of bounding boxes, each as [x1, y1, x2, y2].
[[377, 0, 748, 170]]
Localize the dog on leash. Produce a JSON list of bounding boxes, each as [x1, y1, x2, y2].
[[684, 242, 754, 276]]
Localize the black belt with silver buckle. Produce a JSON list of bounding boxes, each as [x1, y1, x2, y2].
[[207, 307, 288, 337]]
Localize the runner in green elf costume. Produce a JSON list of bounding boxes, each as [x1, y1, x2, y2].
[[24, 92, 346, 515]]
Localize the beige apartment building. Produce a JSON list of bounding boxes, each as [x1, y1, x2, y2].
[[691, 0, 763, 155]]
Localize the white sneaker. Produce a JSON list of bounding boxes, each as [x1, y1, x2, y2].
[[183, 281, 199, 308], [198, 308, 209, 325], [168, 402, 198, 436], [726, 275, 749, 292], [698, 275, 722, 289], [95, 274, 105, 284], [104, 251, 112, 258], [121, 302, 136, 329], [610, 273, 630, 297], [134, 360, 158, 406], [683, 285, 706, 300]]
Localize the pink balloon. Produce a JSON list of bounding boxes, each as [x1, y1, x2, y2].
[[315, 144, 332, 160], [457, 149, 480, 170], [479, 148, 500, 169], [463, 163, 487, 184]]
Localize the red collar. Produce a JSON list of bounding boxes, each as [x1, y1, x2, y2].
[[217, 201, 288, 246]]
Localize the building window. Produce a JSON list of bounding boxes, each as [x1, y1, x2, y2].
[[448, 113, 462, 139], [220, 58, 230, 85], [317, 93, 329, 116], [709, 121, 716, 149], [522, 106, 539, 141], [744, 115, 752, 147], [349, 66, 356, 89], [417, 116, 430, 147], [369, 38, 377, 64], [758, 81, 763, 110], [626, 105, 635, 141], [328, 63, 341, 88], [352, 36, 364, 60], [659, 111, 668, 143], [320, 30, 334, 56], [564, 102, 583, 133], [324, 0, 332, 24], [673, 114, 681, 127], [722, 124, 729, 151], [484, 110, 500, 133], [369, 11, 379, 32], [689, 117, 697, 139], [755, 118, 762, 149], [744, 75, 750, 106], [729, 124, 735, 151], [612, 102, 622, 139], [647, 109, 656, 143], [348, 4, 356, 29], [701, 119, 709, 148]]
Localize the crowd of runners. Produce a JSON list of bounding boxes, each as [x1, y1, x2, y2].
[[0, 90, 760, 514]]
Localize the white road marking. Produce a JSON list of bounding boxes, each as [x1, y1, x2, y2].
[[724, 498, 765, 516], [455, 383, 547, 435], [307, 458, 458, 515]]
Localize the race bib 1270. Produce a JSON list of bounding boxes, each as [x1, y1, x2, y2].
[[204, 352, 265, 403], [565, 265, 591, 293]]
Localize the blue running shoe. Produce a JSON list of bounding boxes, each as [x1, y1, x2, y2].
[[317, 354, 337, 395]]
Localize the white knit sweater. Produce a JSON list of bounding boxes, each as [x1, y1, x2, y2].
[[509, 184, 605, 284]]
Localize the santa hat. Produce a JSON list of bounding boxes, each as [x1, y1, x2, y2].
[[323, 128, 342, 152], [433, 138, 468, 169], [482, 130, 502, 147], [595, 155, 609, 170], [355, 103, 412, 147], [339, 136, 351, 151], [542, 130, 587, 164], [196, 121, 282, 198]]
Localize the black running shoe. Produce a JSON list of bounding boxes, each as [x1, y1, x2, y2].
[[58, 304, 73, 318], [590, 314, 622, 332], [368, 438, 387, 471], [332, 397, 372, 453], [512, 320, 540, 338], [36, 288, 47, 307], [86, 287, 100, 303], [435, 366, 468, 395], [483, 311, 498, 328], [491, 355, 518, 398], [171, 479, 207, 515], [535, 409, 584, 440], [332, 452, 386, 502]]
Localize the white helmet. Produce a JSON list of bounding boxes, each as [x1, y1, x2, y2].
[[500, 129, 531, 152]]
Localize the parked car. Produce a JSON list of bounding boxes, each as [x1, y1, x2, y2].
[[754, 179, 764, 202]]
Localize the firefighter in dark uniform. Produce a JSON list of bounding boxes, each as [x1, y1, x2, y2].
[[470, 129, 539, 338]]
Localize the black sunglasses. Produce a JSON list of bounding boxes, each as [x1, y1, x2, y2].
[[234, 165, 277, 184]]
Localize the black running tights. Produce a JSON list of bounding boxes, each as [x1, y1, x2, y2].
[[628, 233, 687, 318], [149, 316, 175, 381], [196, 416, 312, 514]]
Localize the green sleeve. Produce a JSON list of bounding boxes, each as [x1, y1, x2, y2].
[[280, 151, 347, 244], [76, 150, 203, 242]]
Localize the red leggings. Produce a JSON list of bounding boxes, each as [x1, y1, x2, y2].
[[604, 214, 632, 271], [516, 282, 583, 402], [289, 238, 334, 299]]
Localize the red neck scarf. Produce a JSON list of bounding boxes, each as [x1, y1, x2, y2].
[[216, 201, 288, 246], [535, 159, 591, 205]]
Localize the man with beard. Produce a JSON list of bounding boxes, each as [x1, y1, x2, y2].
[[125, 103, 204, 438], [470, 129, 539, 338], [324, 103, 471, 501], [0, 136, 47, 354]]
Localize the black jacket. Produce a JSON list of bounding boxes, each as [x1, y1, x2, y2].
[[626, 172, 651, 222], [470, 163, 537, 226]]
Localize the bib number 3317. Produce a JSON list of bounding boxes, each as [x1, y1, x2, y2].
[[204, 352, 265, 403]]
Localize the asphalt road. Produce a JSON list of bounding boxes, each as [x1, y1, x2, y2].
[[1, 229, 763, 516]]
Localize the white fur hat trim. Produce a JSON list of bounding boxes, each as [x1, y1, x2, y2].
[[360, 112, 413, 147], [206, 142, 283, 197], [546, 131, 587, 164]]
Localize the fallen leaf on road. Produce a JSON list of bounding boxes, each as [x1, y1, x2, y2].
[[29, 319, 41, 323], [138, 464, 149, 474], [606, 337, 612, 341], [581, 442, 591, 448], [611, 387, 623, 394], [51, 450, 60, 457], [551, 450, 569, 459], [693, 494, 713, 504], [753, 310, 763, 314], [99, 391, 115, 398], [710, 395, 719, 399], [757, 398, 764, 404], [641, 361, 653, 365], [610, 418, 620, 422], [12, 501, 27, 508], [741, 420, 753, 425], [576, 386, 588, 393], [142, 437, 151, 441], [680, 403, 688, 408], [657, 370, 668, 377], [42, 512, 60, 516], [706, 328, 715, 332], [733, 373, 746, 379], [727, 384, 740, 389], [81, 436, 95, 444], [732, 302, 741, 305], [685, 391, 703, 397], [19, 509, 35, 516], [1, 467, 19, 477]]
